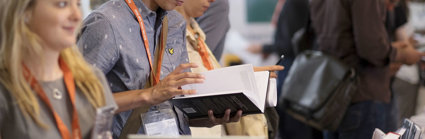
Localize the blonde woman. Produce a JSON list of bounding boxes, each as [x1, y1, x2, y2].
[[0, 0, 116, 138], [175, 0, 284, 137]]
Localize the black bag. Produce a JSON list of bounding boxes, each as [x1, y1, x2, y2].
[[279, 12, 358, 131]]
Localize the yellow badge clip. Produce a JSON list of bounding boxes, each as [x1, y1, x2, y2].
[[168, 48, 174, 55]]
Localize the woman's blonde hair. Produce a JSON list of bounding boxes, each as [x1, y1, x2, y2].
[[0, 0, 106, 127]]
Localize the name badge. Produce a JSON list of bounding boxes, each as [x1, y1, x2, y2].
[[91, 105, 117, 139], [141, 108, 179, 136]]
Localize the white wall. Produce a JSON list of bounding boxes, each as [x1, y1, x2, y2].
[[222, 0, 278, 66], [228, 0, 275, 44]]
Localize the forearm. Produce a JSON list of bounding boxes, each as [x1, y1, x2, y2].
[[352, 0, 394, 66], [113, 88, 153, 113]]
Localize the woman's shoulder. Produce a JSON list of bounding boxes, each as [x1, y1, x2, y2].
[[0, 80, 12, 103], [90, 67, 117, 108]]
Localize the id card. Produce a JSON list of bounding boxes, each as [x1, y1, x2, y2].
[[141, 108, 179, 136], [91, 105, 117, 139]]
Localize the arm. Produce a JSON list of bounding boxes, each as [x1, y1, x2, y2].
[[113, 63, 205, 113], [271, 0, 286, 26], [352, 0, 424, 66], [78, 14, 205, 113], [189, 109, 242, 127], [77, 13, 119, 74], [351, 0, 396, 66]]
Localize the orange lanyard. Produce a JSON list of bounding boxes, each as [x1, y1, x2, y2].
[[23, 58, 81, 139], [125, 0, 163, 85], [188, 27, 214, 70]]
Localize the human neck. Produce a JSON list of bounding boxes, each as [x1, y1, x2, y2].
[[142, 0, 159, 11], [175, 7, 191, 25], [24, 46, 63, 81]]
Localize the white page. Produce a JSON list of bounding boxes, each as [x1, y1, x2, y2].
[[266, 78, 277, 107], [181, 64, 261, 111], [372, 128, 386, 139], [173, 90, 244, 99], [254, 71, 269, 111]]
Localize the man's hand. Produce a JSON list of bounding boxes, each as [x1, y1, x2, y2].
[[247, 44, 263, 54], [145, 63, 204, 105], [189, 109, 243, 127], [389, 62, 402, 76], [207, 109, 242, 125], [254, 65, 285, 78], [394, 42, 425, 65]]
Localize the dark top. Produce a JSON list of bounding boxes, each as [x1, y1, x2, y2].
[[310, 0, 397, 103], [262, 0, 310, 58]]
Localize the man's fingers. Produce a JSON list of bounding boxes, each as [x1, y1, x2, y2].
[[208, 110, 217, 124], [270, 72, 278, 78], [254, 65, 284, 72], [171, 63, 199, 74], [222, 109, 231, 123], [174, 78, 204, 87], [230, 110, 243, 122], [172, 72, 204, 81], [170, 89, 196, 96]]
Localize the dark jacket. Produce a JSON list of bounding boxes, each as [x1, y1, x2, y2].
[[310, 0, 397, 103], [262, 0, 310, 58]]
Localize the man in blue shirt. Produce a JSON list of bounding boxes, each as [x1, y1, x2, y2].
[[77, 0, 241, 138]]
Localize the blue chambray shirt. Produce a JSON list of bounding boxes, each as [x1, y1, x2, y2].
[[77, 0, 190, 138]]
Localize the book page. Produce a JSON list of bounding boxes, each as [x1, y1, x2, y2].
[[266, 78, 277, 107], [254, 71, 269, 111]]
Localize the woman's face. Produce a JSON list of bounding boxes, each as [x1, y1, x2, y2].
[[28, 0, 81, 52], [155, 0, 185, 11], [183, 0, 215, 18]]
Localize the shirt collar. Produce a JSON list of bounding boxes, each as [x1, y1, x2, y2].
[[133, 0, 168, 20], [186, 18, 206, 49], [186, 18, 206, 40]]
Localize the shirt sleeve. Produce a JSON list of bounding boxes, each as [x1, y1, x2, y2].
[[351, 0, 397, 66], [77, 12, 120, 74]]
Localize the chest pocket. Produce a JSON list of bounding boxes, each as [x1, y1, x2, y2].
[[160, 38, 184, 79]]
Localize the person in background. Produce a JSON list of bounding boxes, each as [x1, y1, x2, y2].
[[386, 0, 420, 129], [175, 1, 284, 138], [90, 0, 109, 9], [0, 0, 117, 138], [248, 0, 323, 138], [195, 0, 229, 61], [77, 0, 241, 138], [310, 0, 425, 138]]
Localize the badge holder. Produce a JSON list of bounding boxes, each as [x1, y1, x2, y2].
[[141, 107, 179, 136], [91, 105, 118, 139]]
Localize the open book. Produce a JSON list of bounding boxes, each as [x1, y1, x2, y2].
[[171, 64, 277, 119]]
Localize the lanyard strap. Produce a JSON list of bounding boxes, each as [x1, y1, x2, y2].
[[125, 0, 165, 85], [23, 58, 81, 139], [119, 2, 168, 138], [188, 27, 214, 70]]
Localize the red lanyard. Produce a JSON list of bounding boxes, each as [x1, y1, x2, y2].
[[23, 58, 81, 139], [125, 0, 163, 85], [188, 27, 214, 70]]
